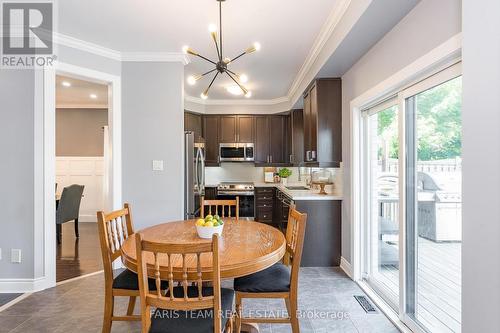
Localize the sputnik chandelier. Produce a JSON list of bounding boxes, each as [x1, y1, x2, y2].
[[182, 0, 261, 99]]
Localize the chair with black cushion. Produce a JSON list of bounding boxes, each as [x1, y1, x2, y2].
[[56, 184, 84, 244], [135, 232, 234, 333], [97, 203, 168, 333], [235, 205, 307, 333]]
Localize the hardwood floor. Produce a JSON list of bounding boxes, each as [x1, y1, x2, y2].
[[56, 221, 103, 282]]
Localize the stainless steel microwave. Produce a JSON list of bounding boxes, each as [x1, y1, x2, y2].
[[219, 143, 254, 162]]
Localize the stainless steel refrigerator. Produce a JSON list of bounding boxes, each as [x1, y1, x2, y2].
[[184, 131, 205, 219]]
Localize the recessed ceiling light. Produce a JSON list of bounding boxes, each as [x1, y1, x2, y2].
[[61, 81, 71, 87], [226, 85, 244, 96], [90, 94, 97, 99]]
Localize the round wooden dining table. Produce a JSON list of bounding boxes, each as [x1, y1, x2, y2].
[[121, 218, 286, 280]]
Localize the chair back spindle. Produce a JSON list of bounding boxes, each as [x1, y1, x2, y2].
[[136, 233, 222, 333], [201, 197, 239, 220]]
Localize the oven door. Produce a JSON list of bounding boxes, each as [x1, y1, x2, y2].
[[219, 144, 245, 162], [216, 193, 255, 218]]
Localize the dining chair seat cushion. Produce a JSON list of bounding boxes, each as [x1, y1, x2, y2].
[[112, 269, 168, 291], [234, 263, 291, 293], [149, 286, 234, 333]]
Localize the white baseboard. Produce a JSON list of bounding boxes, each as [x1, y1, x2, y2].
[[0, 276, 53, 293], [340, 256, 353, 279]]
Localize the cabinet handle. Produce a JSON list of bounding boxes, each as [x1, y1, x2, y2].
[[289, 155, 293, 164], [306, 151, 310, 161], [270, 155, 273, 163]]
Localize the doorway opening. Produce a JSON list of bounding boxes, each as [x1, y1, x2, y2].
[[54, 74, 109, 282]]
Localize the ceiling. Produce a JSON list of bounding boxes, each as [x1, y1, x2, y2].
[[57, 0, 339, 100], [57, 0, 420, 104], [56, 75, 108, 108]]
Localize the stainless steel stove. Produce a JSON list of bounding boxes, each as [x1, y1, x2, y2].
[[216, 182, 255, 218], [217, 182, 255, 196]]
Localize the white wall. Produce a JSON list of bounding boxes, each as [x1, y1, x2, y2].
[[122, 62, 185, 230], [0, 70, 36, 279], [341, 0, 462, 262], [462, 0, 500, 330]]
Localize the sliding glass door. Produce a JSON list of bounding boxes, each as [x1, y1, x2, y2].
[[361, 63, 462, 333], [363, 101, 400, 310], [404, 73, 462, 333]]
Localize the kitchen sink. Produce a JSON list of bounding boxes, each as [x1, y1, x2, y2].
[[285, 186, 310, 190]]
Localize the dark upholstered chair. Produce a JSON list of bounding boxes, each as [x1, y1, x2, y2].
[[235, 205, 307, 333], [56, 184, 84, 244]]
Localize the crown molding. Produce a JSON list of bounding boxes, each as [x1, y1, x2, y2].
[[54, 33, 188, 64], [286, 0, 351, 101], [54, 33, 122, 61], [185, 95, 289, 106]]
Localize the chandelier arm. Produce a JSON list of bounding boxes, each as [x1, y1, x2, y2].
[[213, 37, 221, 61], [226, 69, 239, 77], [229, 51, 247, 63], [195, 53, 217, 65], [202, 68, 218, 77], [204, 72, 220, 95], [226, 71, 247, 94]]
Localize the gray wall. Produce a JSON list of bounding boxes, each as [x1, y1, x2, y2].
[[462, 0, 500, 330], [56, 108, 108, 156], [340, 0, 462, 262], [0, 70, 35, 279], [122, 62, 184, 230]]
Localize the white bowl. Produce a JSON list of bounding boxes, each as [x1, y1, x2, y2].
[[196, 224, 224, 239]]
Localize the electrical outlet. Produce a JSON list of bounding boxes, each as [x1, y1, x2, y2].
[[152, 160, 164, 171], [11, 249, 21, 263]]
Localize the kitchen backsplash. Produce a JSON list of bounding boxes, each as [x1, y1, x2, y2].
[[205, 163, 343, 191]]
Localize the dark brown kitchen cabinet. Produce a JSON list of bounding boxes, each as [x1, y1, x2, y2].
[[254, 187, 275, 225], [202, 115, 220, 166], [184, 111, 203, 141], [303, 78, 342, 166], [254, 116, 270, 164], [219, 115, 254, 143], [290, 109, 304, 166], [236, 115, 254, 142], [219, 116, 237, 143], [254, 115, 289, 166]]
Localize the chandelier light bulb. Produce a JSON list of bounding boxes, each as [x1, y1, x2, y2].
[[182, 45, 189, 54], [208, 24, 217, 33], [253, 42, 261, 52], [239, 74, 248, 83], [200, 92, 208, 100], [223, 57, 231, 64], [245, 91, 252, 98], [187, 75, 197, 85]]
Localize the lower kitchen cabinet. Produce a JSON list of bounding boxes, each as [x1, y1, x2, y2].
[[295, 200, 341, 267], [254, 187, 275, 225]]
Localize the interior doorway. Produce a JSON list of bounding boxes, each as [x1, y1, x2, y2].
[[54, 74, 109, 282]]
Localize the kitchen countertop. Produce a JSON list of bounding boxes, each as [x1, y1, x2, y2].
[[254, 182, 343, 201], [205, 183, 343, 201]]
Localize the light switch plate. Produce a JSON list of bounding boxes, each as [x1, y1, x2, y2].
[[152, 160, 164, 171], [0, 248, 2, 260], [11, 249, 21, 263]]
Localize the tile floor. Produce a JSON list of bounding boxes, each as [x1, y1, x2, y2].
[[0, 268, 399, 333]]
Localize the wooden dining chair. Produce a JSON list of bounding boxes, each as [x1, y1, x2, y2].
[[234, 205, 307, 333], [97, 203, 167, 333], [135, 233, 234, 333], [201, 196, 239, 219]]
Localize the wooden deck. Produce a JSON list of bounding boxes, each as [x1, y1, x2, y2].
[[379, 238, 461, 333]]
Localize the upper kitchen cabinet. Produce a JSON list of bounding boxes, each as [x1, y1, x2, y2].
[[290, 109, 304, 166], [219, 115, 255, 143], [303, 78, 342, 166], [255, 115, 289, 166], [202, 115, 220, 166], [237, 115, 255, 142], [184, 111, 203, 141]]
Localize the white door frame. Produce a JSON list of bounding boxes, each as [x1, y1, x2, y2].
[[39, 61, 122, 291]]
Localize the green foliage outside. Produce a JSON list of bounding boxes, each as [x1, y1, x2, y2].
[[377, 77, 462, 161]]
